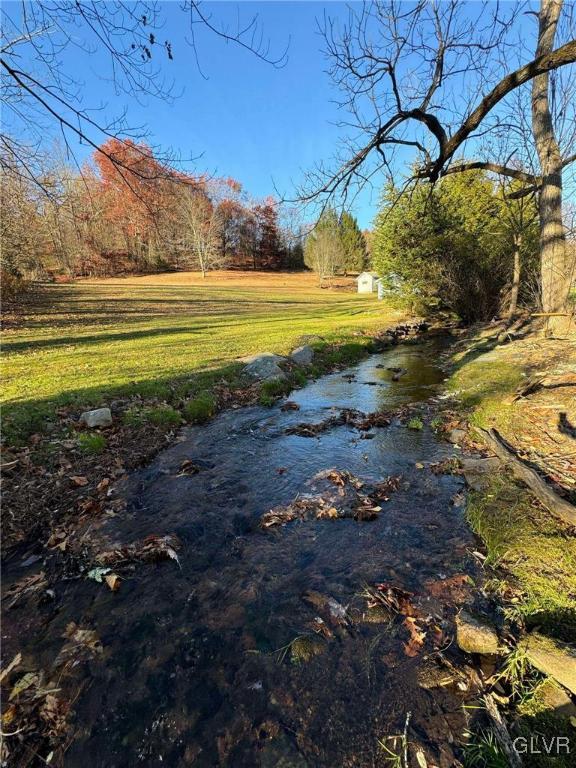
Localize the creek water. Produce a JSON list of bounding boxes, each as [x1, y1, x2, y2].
[[10, 340, 483, 767]]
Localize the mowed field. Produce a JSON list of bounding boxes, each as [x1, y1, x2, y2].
[[2, 271, 402, 440]]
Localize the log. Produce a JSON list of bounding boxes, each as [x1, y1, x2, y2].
[[477, 428, 576, 527], [483, 693, 523, 768]]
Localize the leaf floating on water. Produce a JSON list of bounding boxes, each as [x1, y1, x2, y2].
[[280, 401, 300, 411], [104, 573, 121, 591], [403, 616, 426, 657]]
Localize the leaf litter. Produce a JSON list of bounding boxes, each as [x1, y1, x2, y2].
[[260, 468, 403, 528]]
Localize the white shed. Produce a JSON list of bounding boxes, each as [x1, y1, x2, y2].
[[356, 271, 380, 293]]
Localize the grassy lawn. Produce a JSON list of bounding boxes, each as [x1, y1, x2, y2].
[[2, 271, 402, 442]]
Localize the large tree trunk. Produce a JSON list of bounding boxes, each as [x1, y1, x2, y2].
[[531, 0, 572, 320]]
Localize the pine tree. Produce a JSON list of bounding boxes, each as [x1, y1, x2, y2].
[[339, 212, 367, 274]]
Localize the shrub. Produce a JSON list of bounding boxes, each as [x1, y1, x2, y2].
[[78, 433, 106, 454], [259, 378, 292, 406], [124, 404, 182, 428], [183, 393, 216, 424]]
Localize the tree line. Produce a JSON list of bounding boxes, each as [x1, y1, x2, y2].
[[1, 139, 305, 293]]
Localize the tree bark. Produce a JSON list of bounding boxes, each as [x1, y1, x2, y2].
[[532, 0, 572, 319], [507, 233, 522, 321]]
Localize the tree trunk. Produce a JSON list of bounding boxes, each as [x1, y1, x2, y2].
[[531, 0, 572, 320], [507, 233, 522, 321]]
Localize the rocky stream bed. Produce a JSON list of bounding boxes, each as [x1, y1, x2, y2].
[[3, 339, 517, 767]]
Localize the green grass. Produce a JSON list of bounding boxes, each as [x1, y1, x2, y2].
[[78, 432, 107, 454], [466, 476, 576, 640], [2, 276, 401, 443], [123, 404, 182, 428], [183, 392, 217, 424]]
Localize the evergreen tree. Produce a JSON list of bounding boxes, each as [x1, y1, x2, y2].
[[339, 212, 367, 273]]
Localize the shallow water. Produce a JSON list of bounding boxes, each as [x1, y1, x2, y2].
[[8, 341, 481, 767]]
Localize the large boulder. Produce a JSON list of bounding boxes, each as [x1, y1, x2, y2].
[[79, 407, 112, 428], [290, 345, 314, 366], [456, 610, 500, 655], [240, 353, 287, 381], [520, 632, 576, 695]]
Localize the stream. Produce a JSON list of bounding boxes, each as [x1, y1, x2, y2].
[[7, 340, 485, 767]]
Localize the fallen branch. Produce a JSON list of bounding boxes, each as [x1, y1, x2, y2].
[[514, 373, 576, 400], [477, 428, 576, 527], [483, 693, 523, 768]]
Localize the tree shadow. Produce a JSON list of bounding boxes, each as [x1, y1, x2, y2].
[[558, 413, 576, 440]]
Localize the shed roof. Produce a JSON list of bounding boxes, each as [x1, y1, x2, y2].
[[356, 271, 379, 281]]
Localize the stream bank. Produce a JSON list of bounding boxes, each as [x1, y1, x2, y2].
[[444, 323, 576, 767]]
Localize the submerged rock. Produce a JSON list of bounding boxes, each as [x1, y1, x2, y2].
[[290, 345, 314, 366], [455, 610, 499, 655], [290, 635, 325, 664], [79, 407, 112, 428], [240, 353, 287, 381]]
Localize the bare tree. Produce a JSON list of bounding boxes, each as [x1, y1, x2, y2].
[[302, 0, 576, 321], [176, 189, 224, 277]]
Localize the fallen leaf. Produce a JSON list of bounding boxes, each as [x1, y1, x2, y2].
[[96, 477, 110, 493], [105, 573, 121, 591], [87, 567, 111, 583], [10, 672, 39, 700], [0, 652, 22, 684], [403, 617, 426, 657], [70, 475, 89, 487]]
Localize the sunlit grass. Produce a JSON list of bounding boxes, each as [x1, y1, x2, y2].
[[2, 272, 401, 442]]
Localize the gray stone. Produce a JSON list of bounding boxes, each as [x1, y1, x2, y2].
[[290, 345, 314, 366], [240, 353, 287, 381], [456, 610, 500, 655], [448, 428, 467, 445], [520, 632, 576, 695], [461, 456, 501, 490], [79, 407, 112, 428]]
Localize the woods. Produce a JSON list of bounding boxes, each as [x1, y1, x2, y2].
[[0, 139, 303, 288]]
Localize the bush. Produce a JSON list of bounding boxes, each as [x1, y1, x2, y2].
[[78, 433, 106, 454], [183, 393, 216, 424], [124, 404, 182, 428], [372, 172, 539, 323], [259, 378, 292, 405]]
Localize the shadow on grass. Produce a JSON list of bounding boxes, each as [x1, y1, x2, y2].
[[1, 340, 372, 446], [3, 326, 206, 353]]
